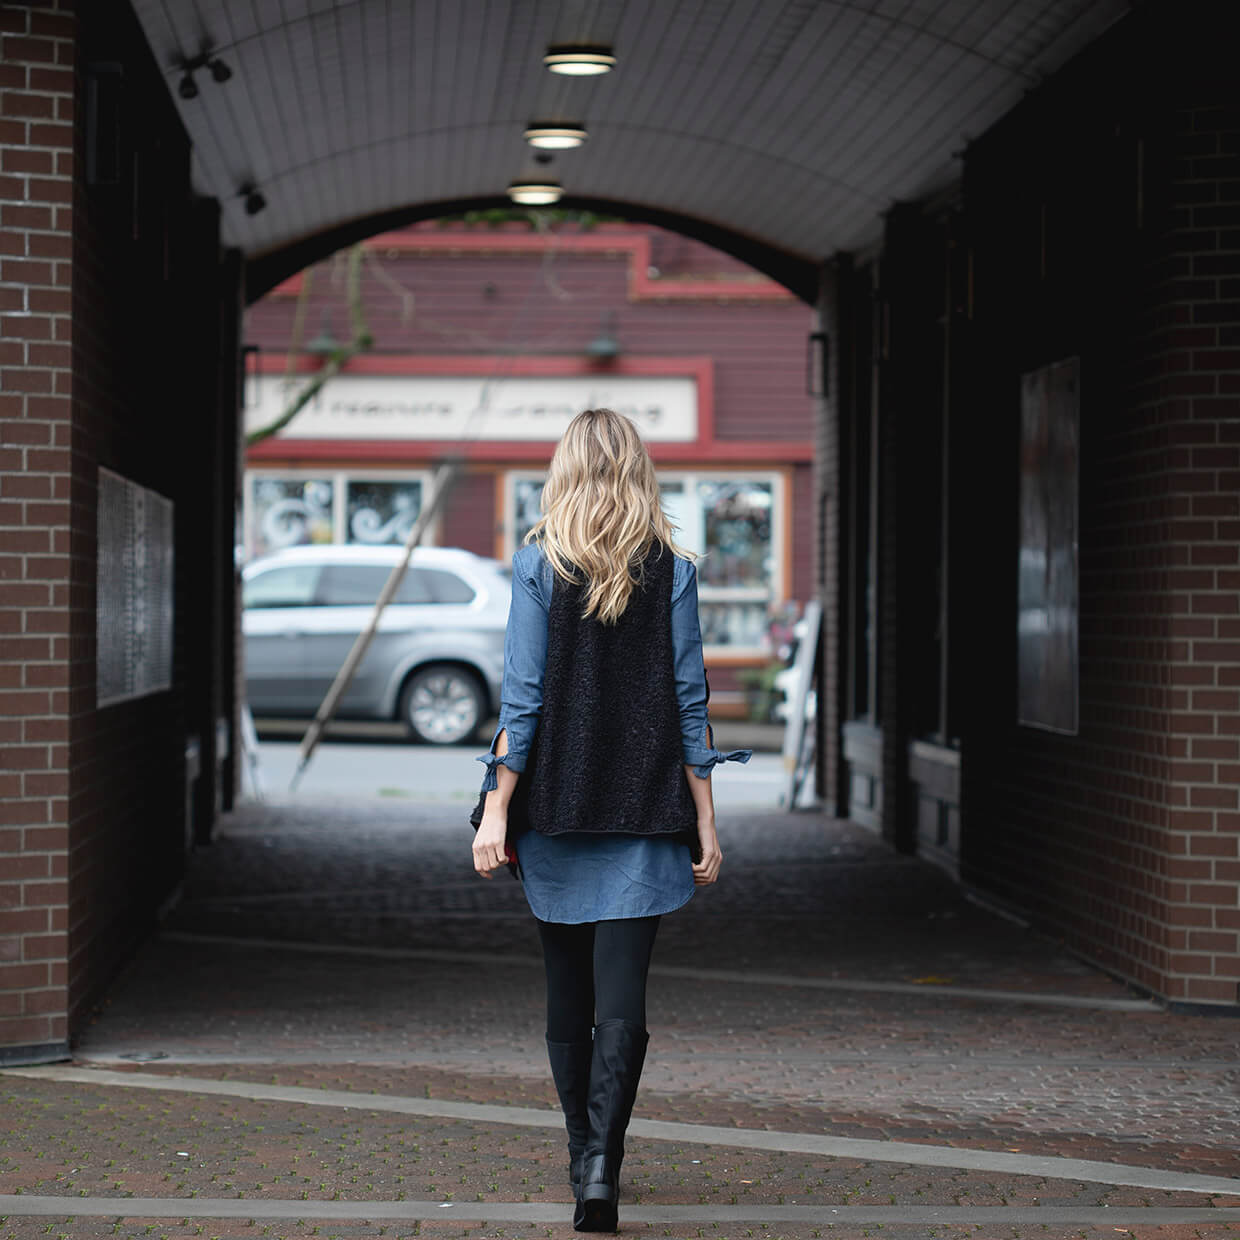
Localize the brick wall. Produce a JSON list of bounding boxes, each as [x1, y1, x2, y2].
[[1153, 103, 1240, 1003], [957, 9, 1239, 1006], [0, 0, 76, 1062], [1, 0, 232, 1057], [64, 1, 228, 1025]]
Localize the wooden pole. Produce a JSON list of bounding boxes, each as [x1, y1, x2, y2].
[[288, 462, 459, 791]]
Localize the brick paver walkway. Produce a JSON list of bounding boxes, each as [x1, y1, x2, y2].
[[3, 799, 1238, 1239]]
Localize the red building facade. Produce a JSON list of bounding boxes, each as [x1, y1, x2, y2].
[[243, 222, 815, 712]]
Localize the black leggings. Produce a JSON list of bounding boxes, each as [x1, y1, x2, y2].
[[536, 916, 661, 1042]]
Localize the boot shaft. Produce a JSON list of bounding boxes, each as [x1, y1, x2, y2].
[[583, 1019, 649, 1165], [546, 1036, 593, 1189]]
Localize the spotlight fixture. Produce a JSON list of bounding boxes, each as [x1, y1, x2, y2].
[[238, 182, 267, 215], [543, 44, 615, 75], [524, 123, 589, 150], [175, 47, 232, 99], [507, 180, 563, 206]]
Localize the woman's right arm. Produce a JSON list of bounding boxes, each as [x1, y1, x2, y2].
[[682, 761, 722, 886], [670, 559, 728, 885]]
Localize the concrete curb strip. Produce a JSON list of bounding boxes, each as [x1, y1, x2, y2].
[[6, 1066, 1238, 1197], [0, 1197, 1239, 1223]]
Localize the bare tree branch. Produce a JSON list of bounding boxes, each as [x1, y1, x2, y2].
[[247, 244, 372, 447]]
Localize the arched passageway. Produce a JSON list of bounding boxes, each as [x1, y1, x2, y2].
[[1, 0, 1239, 1069]]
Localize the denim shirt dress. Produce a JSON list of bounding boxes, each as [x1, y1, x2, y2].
[[476, 543, 750, 924]]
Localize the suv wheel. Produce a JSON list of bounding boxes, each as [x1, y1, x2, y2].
[[399, 664, 486, 745]]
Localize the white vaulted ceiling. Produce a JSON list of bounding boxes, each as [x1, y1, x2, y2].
[[129, 0, 1129, 278]]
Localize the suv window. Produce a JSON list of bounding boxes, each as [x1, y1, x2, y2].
[[319, 564, 481, 606], [421, 568, 476, 604], [319, 563, 435, 606], [243, 564, 320, 609]]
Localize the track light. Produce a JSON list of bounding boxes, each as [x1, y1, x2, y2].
[[238, 182, 267, 215], [507, 180, 563, 206], [176, 47, 232, 99], [543, 44, 615, 75], [524, 123, 588, 150]]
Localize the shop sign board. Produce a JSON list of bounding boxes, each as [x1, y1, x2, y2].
[[246, 373, 698, 442]]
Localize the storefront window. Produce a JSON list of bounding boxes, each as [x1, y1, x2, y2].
[[507, 470, 781, 652], [246, 472, 431, 561], [692, 479, 774, 648], [513, 477, 546, 547], [346, 479, 423, 545], [249, 477, 334, 558]]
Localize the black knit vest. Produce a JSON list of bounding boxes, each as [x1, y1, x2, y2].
[[508, 541, 701, 858]]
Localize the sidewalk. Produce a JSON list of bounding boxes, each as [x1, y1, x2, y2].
[[255, 716, 789, 753], [2, 800, 1238, 1239]]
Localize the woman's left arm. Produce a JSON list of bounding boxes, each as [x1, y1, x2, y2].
[[473, 548, 548, 877], [473, 727, 519, 877]]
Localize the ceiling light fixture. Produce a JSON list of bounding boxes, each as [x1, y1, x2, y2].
[[524, 123, 589, 150], [543, 44, 615, 76], [507, 180, 563, 206]]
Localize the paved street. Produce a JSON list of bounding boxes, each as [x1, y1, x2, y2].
[[3, 790, 1239, 1239], [246, 728, 796, 810]]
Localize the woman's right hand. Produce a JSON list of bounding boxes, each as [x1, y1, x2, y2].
[[692, 818, 723, 886], [473, 809, 510, 879]]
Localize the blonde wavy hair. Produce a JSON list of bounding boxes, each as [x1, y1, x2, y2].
[[526, 408, 690, 624]]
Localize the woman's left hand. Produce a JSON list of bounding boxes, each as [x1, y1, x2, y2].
[[473, 809, 510, 879], [692, 820, 722, 886]]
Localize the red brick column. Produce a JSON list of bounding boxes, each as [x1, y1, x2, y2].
[[0, 1, 75, 1060], [1160, 104, 1240, 1005]]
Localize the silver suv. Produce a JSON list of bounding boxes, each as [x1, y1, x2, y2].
[[242, 545, 511, 745]]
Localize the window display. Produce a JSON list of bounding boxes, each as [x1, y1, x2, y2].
[[246, 472, 430, 560], [346, 479, 423, 545], [249, 477, 334, 558], [685, 478, 775, 649], [507, 470, 781, 652]]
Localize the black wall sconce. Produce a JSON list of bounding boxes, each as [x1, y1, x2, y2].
[[807, 331, 829, 398], [586, 311, 620, 361], [240, 344, 260, 409]]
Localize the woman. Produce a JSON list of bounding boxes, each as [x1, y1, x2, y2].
[[471, 408, 750, 1233]]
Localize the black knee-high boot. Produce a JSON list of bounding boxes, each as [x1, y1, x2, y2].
[[576, 1018, 649, 1233], [545, 1036, 593, 1191]]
